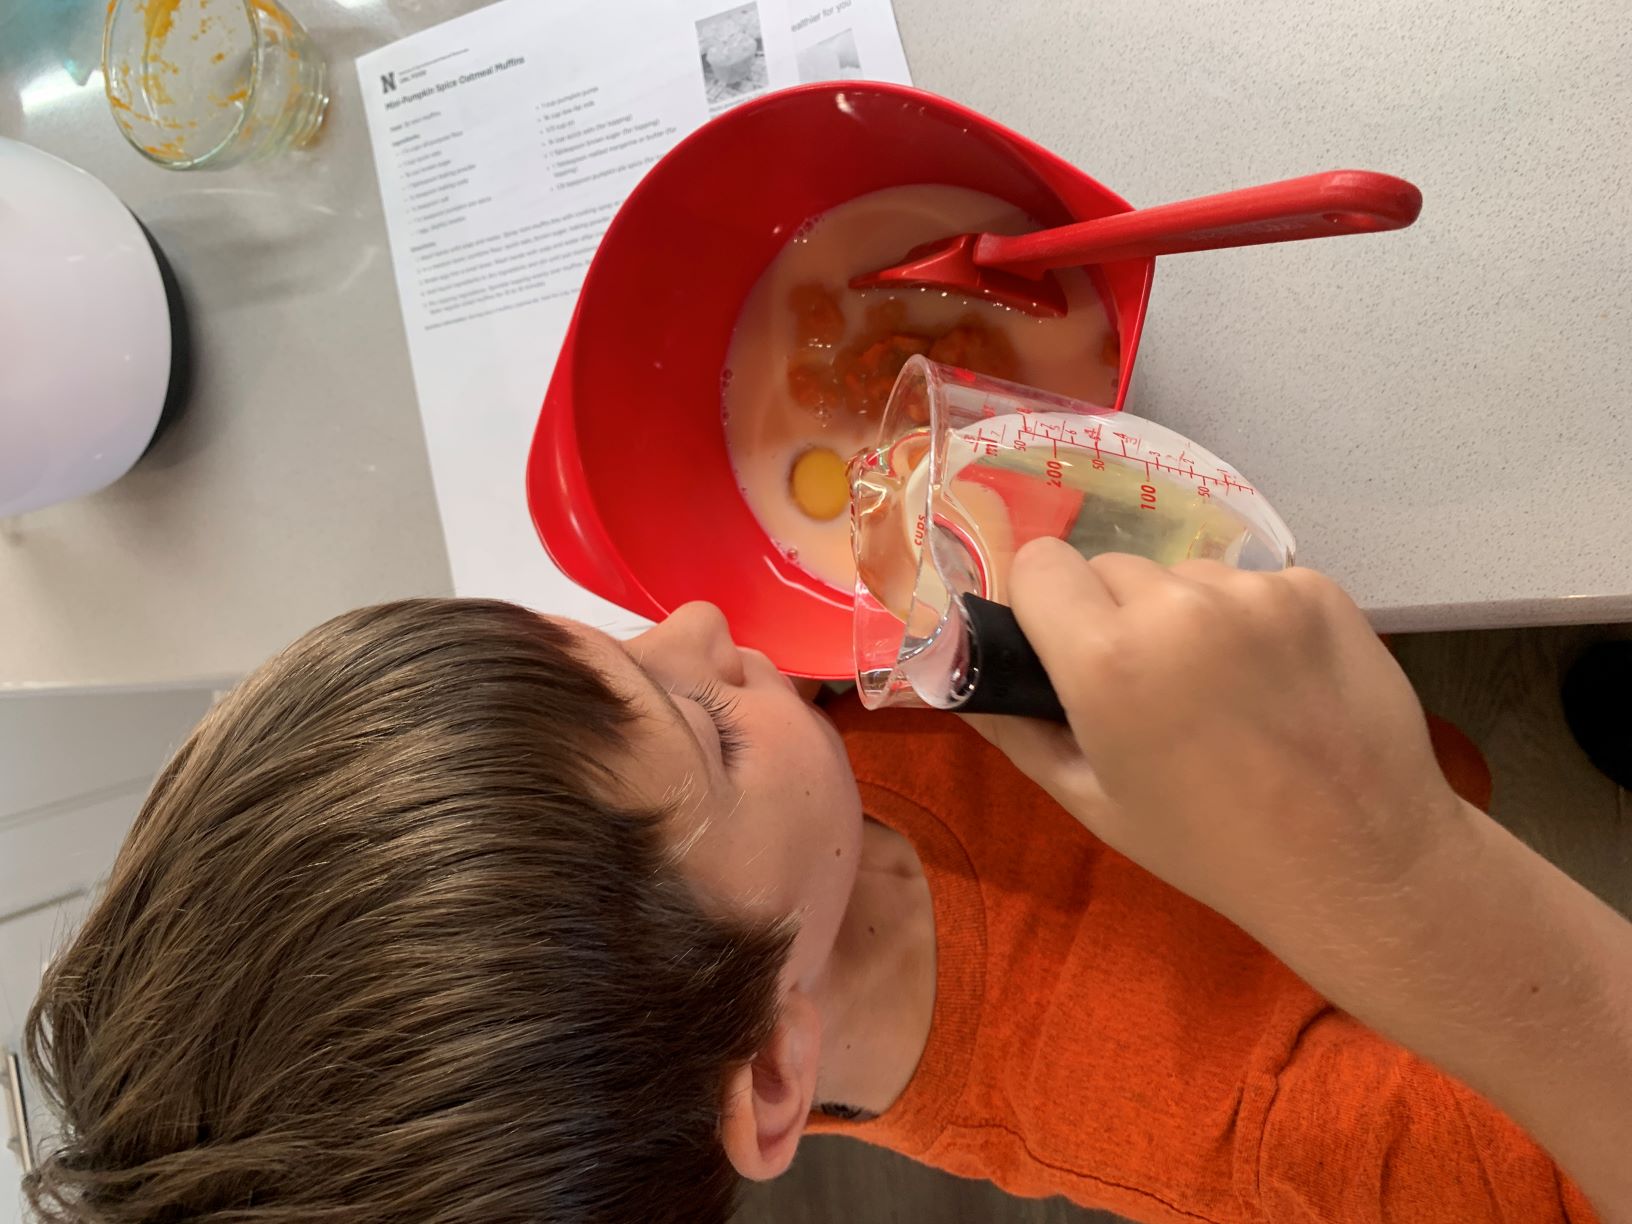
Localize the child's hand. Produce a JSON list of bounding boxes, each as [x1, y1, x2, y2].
[[969, 540, 1632, 1221], [966, 538, 1469, 951]]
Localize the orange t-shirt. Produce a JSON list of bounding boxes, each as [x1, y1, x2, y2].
[[810, 697, 1598, 1224]]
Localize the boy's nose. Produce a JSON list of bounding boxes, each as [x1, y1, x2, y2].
[[658, 602, 747, 686]]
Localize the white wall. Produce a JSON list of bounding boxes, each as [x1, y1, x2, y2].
[[1, 688, 213, 1224]]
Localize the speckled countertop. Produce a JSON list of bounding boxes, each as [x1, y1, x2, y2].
[[2, 0, 1629, 689]]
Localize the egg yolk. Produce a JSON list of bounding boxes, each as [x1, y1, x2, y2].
[[789, 447, 850, 521]]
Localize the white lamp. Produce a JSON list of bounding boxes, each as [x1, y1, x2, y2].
[[0, 138, 186, 517]]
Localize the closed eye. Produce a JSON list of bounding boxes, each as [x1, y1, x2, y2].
[[687, 682, 746, 770]]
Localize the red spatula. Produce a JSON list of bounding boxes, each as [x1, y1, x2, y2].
[[849, 169, 1423, 317]]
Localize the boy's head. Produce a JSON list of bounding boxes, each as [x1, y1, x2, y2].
[[25, 599, 863, 1223]]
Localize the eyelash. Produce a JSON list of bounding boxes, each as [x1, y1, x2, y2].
[[688, 682, 747, 768]]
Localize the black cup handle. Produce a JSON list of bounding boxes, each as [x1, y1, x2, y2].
[[954, 595, 1067, 723]]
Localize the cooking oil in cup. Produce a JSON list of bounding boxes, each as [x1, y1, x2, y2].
[[851, 358, 1296, 711]]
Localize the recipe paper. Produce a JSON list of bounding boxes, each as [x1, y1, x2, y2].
[[357, 0, 912, 631]]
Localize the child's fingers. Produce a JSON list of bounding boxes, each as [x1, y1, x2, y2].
[[1010, 538, 1119, 612], [959, 711, 1111, 824], [1008, 543, 1154, 734], [959, 711, 1065, 763], [1006, 543, 1118, 710]]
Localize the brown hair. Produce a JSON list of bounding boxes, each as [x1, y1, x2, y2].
[[24, 599, 792, 1224]]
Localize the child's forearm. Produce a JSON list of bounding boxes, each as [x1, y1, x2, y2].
[[1276, 802, 1632, 1222], [975, 546, 1632, 1219]]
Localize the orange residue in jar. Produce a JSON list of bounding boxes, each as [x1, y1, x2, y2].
[[249, 0, 294, 38], [128, 0, 183, 109], [141, 0, 182, 46], [140, 68, 177, 108]]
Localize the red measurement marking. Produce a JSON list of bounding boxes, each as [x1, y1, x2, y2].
[[1139, 482, 1157, 511], [1087, 424, 1104, 469], [1045, 458, 1064, 489], [1129, 454, 1259, 497], [962, 422, 1009, 457]]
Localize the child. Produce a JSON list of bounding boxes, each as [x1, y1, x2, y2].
[[24, 546, 1629, 1223]]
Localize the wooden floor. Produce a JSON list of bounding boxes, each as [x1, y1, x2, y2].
[[739, 622, 1632, 1224]]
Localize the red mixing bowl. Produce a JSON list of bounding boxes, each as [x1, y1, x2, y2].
[[526, 82, 1154, 677]]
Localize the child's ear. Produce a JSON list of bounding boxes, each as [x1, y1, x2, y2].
[[719, 989, 822, 1181]]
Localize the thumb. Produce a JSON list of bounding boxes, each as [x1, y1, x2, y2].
[[1005, 538, 1127, 742]]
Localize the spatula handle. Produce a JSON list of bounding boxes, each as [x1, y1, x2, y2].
[[976, 170, 1422, 276]]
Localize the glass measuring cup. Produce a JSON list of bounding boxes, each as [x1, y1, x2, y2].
[[103, 0, 328, 170], [849, 357, 1296, 717]]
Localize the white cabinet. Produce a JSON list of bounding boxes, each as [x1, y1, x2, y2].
[[2, 896, 94, 1224], [1, 688, 213, 1224]]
